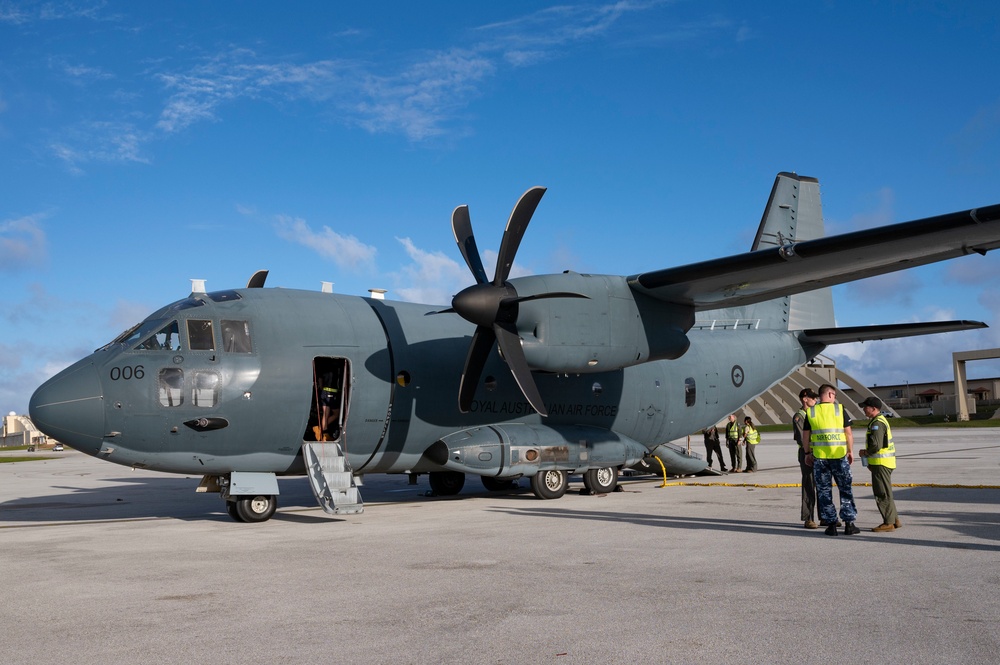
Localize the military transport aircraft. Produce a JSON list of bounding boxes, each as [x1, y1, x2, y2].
[[29, 173, 1000, 522]]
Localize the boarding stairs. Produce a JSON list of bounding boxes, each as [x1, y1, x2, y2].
[[302, 442, 364, 515]]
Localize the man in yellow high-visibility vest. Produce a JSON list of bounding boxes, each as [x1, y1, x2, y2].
[[858, 396, 901, 533], [802, 383, 860, 536]]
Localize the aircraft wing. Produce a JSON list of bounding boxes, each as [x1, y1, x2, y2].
[[800, 320, 987, 346], [628, 204, 1000, 310]]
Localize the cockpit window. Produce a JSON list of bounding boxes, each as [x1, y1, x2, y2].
[[208, 290, 242, 303], [136, 321, 181, 351], [164, 297, 206, 314], [188, 320, 215, 351], [221, 320, 252, 353], [112, 318, 168, 348]]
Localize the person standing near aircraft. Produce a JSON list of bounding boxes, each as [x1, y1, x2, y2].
[[702, 425, 727, 472], [793, 388, 819, 529], [742, 416, 760, 472], [858, 396, 901, 532], [802, 383, 860, 536], [725, 415, 742, 472]]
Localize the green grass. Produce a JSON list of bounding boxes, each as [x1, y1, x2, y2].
[[0, 456, 52, 463]]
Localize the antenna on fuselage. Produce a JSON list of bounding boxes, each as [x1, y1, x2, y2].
[[368, 288, 387, 300], [322, 282, 334, 293], [190, 279, 207, 294]]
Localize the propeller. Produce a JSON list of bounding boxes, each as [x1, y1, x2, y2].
[[449, 186, 585, 417]]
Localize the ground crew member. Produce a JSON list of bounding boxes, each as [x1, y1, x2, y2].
[[802, 383, 860, 536], [793, 388, 819, 529], [702, 425, 727, 472], [742, 417, 759, 472], [725, 414, 742, 472], [858, 396, 901, 532]]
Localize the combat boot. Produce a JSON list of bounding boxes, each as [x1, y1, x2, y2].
[[825, 523, 838, 536], [872, 523, 895, 533], [844, 522, 861, 535], [894, 517, 902, 529]]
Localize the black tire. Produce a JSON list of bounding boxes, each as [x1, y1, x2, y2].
[[428, 471, 465, 496], [583, 467, 618, 494], [530, 470, 568, 499], [481, 476, 519, 492], [226, 500, 244, 522], [234, 495, 277, 523]]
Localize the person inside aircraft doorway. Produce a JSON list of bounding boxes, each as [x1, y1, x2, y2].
[[317, 366, 342, 441]]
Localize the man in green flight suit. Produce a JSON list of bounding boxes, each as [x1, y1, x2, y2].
[[858, 396, 902, 533]]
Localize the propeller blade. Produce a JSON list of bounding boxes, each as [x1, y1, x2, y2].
[[494, 186, 546, 285], [494, 322, 548, 417], [451, 205, 489, 285], [458, 326, 496, 413], [246, 270, 269, 288]]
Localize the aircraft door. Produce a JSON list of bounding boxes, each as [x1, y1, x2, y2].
[[704, 372, 719, 405], [309, 358, 350, 442]]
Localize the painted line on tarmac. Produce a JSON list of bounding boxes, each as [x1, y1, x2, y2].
[[659, 481, 1000, 489]]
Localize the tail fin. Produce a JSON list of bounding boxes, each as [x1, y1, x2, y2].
[[700, 172, 834, 330]]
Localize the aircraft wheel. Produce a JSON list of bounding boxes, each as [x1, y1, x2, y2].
[[583, 467, 618, 494], [481, 476, 518, 492], [428, 471, 465, 496], [530, 470, 568, 499], [235, 495, 277, 523], [226, 501, 244, 522]]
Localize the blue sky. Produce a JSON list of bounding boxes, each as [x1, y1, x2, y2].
[[3, 1, 1000, 415]]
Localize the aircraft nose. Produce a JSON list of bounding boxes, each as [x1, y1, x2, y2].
[[29, 359, 105, 454]]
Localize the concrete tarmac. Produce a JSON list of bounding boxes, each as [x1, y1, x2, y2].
[[2, 429, 999, 664]]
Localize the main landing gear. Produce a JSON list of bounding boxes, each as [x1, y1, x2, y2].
[[526, 467, 619, 498], [200, 474, 280, 523], [426, 467, 620, 500]]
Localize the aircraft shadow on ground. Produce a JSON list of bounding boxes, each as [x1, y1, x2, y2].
[[0, 474, 546, 524], [0, 476, 325, 524], [485, 503, 1000, 551]]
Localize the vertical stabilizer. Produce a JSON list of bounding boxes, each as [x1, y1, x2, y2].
[[699, 172, 835, 330]]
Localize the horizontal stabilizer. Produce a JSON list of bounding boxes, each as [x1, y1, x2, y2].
[[799, 320, 987, 346]]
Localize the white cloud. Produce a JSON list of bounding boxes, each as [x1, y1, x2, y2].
[[50, 120, 150, 173], [0, 213, 48, 270], [392, 237, 471, 305], [155, 50, 345, 134], [274, 214, 377, 270]]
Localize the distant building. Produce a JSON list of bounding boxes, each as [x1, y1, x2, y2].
[[843, 377, 1000, 418], [2, 412, 49, 448]]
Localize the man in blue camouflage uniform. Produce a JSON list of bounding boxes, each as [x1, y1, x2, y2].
[[802, 383, 860, 536]]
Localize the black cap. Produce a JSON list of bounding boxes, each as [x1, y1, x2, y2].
[[858, 396, 882, 410], [799, 388, 818, 399]]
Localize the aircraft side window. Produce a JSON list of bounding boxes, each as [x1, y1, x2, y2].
[[187, 320, 215, 351], [137, 321, 181, 351], [684, 377, 696, 407], [158, 368, 184, 407], [221, 320, 252, 353], [192, 371, 221, 407]]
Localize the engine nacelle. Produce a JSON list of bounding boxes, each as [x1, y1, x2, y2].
[[512, 272, 692, 373], [425, 424, 649, 478]]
